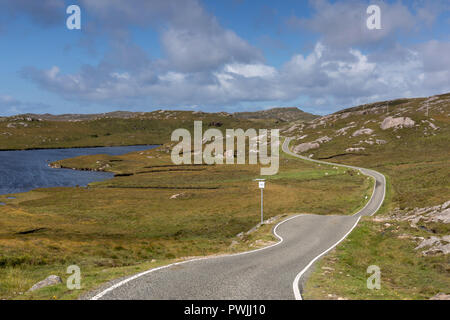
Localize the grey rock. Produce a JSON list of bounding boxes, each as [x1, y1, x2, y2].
[[294, 142, 320, 153], [380, 117, 415, 130], [315, 136, 332, 144], [430, 293, 450, 300], [352, 128, 374, 137], [28, 275, 62, 292], [346, 147, 365, 152]]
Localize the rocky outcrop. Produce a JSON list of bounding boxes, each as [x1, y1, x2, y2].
[[415, 235, 450, 256], [380, 117, 415, 130], [335, 125, 356, 136], [170, 193, 185, 200], [315, 136, 332, 144], [284, 124, 301, 134], [28, 275, 62, 292], [352, 128, 374, 137], [430, 293, 450, 300], [345, 147, 365, 152], [294, 142, 320, 153], [7, 122, 29, 128], [422, 120, 439, 131], [391, 201, 450, 227], [389, 201, 450, 256]]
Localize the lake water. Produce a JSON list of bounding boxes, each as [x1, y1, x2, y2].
[[0, 145, 157, 195]]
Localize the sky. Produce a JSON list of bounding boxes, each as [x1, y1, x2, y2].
[[0, 0, 449, 116]]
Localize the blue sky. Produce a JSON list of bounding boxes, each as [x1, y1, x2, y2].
[[0, 0, 449, 116]]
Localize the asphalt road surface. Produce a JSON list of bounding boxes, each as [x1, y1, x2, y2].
[[89, 137, 386, 300]]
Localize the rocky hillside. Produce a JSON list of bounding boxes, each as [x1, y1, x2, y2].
[[10, 107, 318, 123], [298, 94, 450, 300], [12, 111, 145, 122], [234, 107, 318, 122], [283, 93, 450, 210]]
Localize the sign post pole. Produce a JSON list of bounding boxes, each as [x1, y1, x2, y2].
[[255, 179, 266, 225], [261, 187, 263, 224]]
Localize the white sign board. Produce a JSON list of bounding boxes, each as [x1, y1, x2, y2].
[[259, 181, 265, 189]]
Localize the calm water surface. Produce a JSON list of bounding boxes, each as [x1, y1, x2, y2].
[[0, 145, 157, 195]]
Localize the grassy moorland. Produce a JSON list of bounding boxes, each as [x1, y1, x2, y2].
[[0, 141, 372, 299], [284, 93, 450, 299], [0, 110, 280, 150]]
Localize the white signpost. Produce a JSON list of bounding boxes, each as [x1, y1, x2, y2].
[[255, 179, 266, 224]]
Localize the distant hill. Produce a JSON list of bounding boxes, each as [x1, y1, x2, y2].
[[11, 111, 147, 122], [10, 107, 318, 123], [233, 107, 319, 122], [0, 109, 282, 151]]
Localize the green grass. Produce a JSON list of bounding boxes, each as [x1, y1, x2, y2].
[[303, 218, 450, 300]]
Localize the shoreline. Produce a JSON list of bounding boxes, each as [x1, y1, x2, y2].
[[0, 143, 161, 152]]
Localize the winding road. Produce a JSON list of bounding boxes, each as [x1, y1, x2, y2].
[[89, 137, 386, 300]]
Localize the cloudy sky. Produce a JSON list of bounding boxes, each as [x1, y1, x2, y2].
[[0, 0, 449, 116]]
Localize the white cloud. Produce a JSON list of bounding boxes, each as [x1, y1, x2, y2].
[[21, 38, 450, 112], [224, 63, 277, 78], [162, 27, 263, 72], [158, 72, 186, 83]]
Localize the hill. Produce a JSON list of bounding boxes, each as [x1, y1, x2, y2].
[[9, 107, 318, 123], [283, 92, 449, 209], [234, 107, 318, 122], [0, 110, 279, 150]]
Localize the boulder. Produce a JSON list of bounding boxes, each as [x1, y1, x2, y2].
[[346, 147, 365, 152], [284, 124, 299, 134], [315, 136, 332, 144], [28, 275, 62, 292], [170, 193, 185, 200], [430, 293, 450, 300], [335, 125, 356, 136], [294, 142, 320, 153], [352, 128, 374, 137], [380, 117, 415, 130]]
